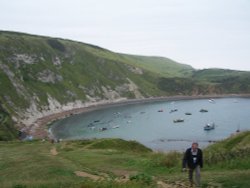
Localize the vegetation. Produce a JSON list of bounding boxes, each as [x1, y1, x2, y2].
[[0, 132, 250, 187], [0, 104, 18, 140], [1, 31, 250, 116], [0, 31, 250, 187]]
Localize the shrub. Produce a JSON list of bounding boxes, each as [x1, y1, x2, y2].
[[129, 173, 153, 185]]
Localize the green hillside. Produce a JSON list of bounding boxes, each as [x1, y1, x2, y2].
[[0, 131, 249, 187], [192, 69, 250, 93], [0, 105, 18, 141], [0, 31, 190, 112], [116, 54, 194, 77], [1, 30, 250, 140]]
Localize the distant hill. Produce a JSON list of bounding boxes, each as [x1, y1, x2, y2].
[[0, 31, 250, 140]]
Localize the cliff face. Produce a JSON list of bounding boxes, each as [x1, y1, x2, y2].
[[0, 32, 186, 129], [0, 32, 157, 129]]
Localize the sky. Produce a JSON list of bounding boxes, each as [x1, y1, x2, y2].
[[1, 0, 250, 71]]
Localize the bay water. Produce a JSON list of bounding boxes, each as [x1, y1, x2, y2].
[[51, 97, 250, 151]]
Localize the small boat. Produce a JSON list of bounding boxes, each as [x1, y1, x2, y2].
[[233, 100, 239, 103], [173, 119, 184, 123], [112, 125, 120, 129], [87, 123, 94, 127], [185, 112, 192, 115], [200, 109, 208, 113], [158, 109, 164, 112], [236, 125, 240, 133], [208, 99, 215, 103], [170, 109, 178, 113], [100, 127, 107, 131], [204, 123, 215, 130]]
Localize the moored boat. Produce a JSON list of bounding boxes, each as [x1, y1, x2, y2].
[[173, 119, 184, 123], [204, 123, 215, 130], [170, 109, 178, 113], [200, 109, 208, 113]]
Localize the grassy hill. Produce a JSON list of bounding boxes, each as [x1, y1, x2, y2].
[[1, 30, 250, 140], [116, 54, 194, 77], [0, 131, 249, 187], [0, 105, 18, 141], [0, 31, 191, 114]]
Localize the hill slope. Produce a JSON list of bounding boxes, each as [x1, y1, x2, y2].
[[1, 31, 250, 140], [0, 131, 249, 187], [0, 32, 191, 119]]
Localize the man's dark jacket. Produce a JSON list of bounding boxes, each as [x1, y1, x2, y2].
[[182, 148, 203, 169]]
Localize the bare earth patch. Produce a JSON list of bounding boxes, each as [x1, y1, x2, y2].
[[74, 169, 192, 187], [50, 147, 58, 156], [74, 171, 104, 181], [157, 180, 190, 188]]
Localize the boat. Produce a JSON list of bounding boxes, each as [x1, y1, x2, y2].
[[173, 119, 184, 123], [204, 123, 215, 130], [100, 127, 107, 131], [185, 112, 192, 115], [200, 109, 208, 113], [233, 100, 239, 103], [236, 125, 240, 133], [112, 125, 120, 129], [170, 109, 178, 113], [158, 109, 164, 112], [208, 99, 215, 103]]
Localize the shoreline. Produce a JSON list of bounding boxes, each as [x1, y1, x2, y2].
[[27, 94, 250, 139]]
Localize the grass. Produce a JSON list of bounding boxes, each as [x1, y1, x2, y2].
[[0, 132, 250, 187], [1, 31, 250, 187], [0, 108, 18, 141], [0, 140, 157, 188]]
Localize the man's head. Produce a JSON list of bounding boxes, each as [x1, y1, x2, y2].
[[191, 142, 198, 151]]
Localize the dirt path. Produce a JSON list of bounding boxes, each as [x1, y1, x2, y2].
[[74, 171, 104, 181], [74, 170, 191, 187], [74, 170, 132, 183], [50, 147, 58, 156], [157, 180, 190, 188]]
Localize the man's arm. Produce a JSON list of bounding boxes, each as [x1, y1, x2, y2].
[[182, 150, 188, 169], [200, 149, 203, 168]]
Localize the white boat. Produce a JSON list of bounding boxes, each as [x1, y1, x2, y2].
[[208, 99, 215, 103], [112, 125, 120, 129], [204, 123, 215, 130]]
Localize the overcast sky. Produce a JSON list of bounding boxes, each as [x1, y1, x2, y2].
[[1, 0, 250, 71]]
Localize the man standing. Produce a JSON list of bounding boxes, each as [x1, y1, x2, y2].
[[182, 142, 203, 187]]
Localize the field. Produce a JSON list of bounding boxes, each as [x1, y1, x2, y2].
[[0, 131, 250, 188]]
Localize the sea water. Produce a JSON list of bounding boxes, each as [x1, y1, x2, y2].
[[50, 97, 250, 151]]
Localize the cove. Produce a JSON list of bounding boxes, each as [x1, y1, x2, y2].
[[50, 97, 250, 151]]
